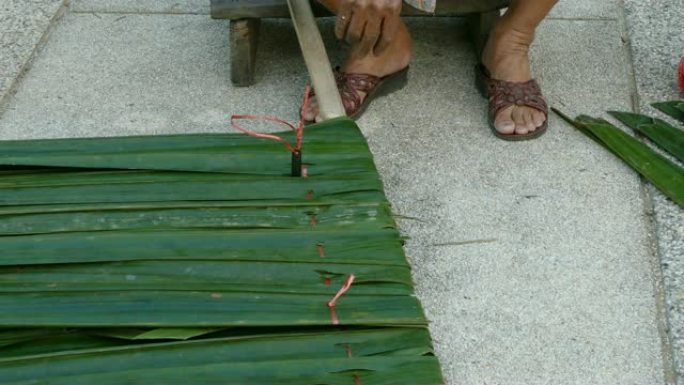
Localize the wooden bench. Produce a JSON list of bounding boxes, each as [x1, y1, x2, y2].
[[211, 0, 511, 86]]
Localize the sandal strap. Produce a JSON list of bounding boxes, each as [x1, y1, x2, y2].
[[487, 77, 548, 119], [334, 68, 381, 116]]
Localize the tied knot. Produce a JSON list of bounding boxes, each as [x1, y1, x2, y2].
[[231, 86, 311, 155], [327, 274, 355, 325]]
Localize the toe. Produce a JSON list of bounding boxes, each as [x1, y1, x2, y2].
[[532, 109, 546, 128], [511, 106, 528, 135], [523, 110, 536, 132], [302, 98, 319, 122], [494, 106, 516, 134]]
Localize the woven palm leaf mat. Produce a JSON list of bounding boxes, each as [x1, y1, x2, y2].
[[0, 117, 443, 384]]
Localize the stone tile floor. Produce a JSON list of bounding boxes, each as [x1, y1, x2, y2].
[[0, 1, 681, 384]]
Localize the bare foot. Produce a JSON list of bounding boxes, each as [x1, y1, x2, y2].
[[302, 24, 411, 122], [481, 24, 547, 136]]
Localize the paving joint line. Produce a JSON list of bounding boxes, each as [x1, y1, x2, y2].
[[546, 16, 618, 21], [69, 11, 616, 21], [616, 1, 678, 384], [0, 0, 70, 117], [70, 10, 210, 16]]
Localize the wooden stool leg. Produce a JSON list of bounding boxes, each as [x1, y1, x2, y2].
[[467, 10, 500, 61], [230, 18, 261, 87]]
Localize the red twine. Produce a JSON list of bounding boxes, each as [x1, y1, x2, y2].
[[344, 344, 361, 385], [345, 344, 353, 358], [230, 86, 311, 156], [327, 274, 355, 325]]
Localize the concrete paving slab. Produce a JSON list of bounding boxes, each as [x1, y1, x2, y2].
[[0, 31, 29, 78], [70, 0, 619, 20], [0, 0, 63, 97], [549, 0, 619, 20], [0, 77, 10, 98], [366, 18, 664, 385], [0, 11, 666, 385], [624, 0, 683, 102], [623, 0, 684, 383], [0, 15, 341, 138], [70, 0, 209, 15], [0, 0, 63, 32]]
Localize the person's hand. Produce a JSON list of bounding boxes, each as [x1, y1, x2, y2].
[[335, 0, 402, 55]]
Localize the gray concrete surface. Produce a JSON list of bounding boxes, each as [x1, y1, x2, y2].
[[0, 0, 63, 96], [370, 16, 664, 385], [68, 0, 618, 19], [549, 0, 618, 19], [623, 0, 684, 384], [70, 0, 209, 15], [0, 1, 677, 384], [0, 77, 10, 98]]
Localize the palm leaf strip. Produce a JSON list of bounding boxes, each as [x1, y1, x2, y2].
[[553, 108, 684, 207], [608, 111, 684, 162], [652, 101, 684, 123]]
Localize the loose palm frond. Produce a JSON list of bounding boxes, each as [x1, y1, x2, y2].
[[608, 111, 684, 162], [652, 100, 684, 124], [553, 106, 684, 207]]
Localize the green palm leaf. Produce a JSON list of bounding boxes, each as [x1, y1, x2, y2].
[[652, 101, 684, 123], [0, 117, 443, 383], [0, 203, 393, 235], [0, 329, 441, 384], [0, 118, 372, 176], [0, 229, 407, 266], [0, 260, 413, 295], [554, 107, 684, 207], [608, 111, 684, 162]]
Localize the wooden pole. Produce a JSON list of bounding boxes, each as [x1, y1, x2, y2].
[[286, 0, 345, 121]]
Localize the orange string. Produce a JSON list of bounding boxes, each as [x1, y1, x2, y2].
[[327, 274, 355, 325], [344, 344, 361, 385], [230, 86, 311, 154]]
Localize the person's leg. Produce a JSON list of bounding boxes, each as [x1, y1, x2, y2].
[[482, 0, 558, 135], [303, 0, 412, 121]]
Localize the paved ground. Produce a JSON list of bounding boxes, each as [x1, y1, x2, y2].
[[623, 0, 684, 383], [0, 1, 681, 384]]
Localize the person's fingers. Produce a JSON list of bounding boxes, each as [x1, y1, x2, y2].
[[375, 3, 401, 54], [345, 12, 367, 45], [335, 1, 354, 40], [375, 16, 398, 54], [358, 11, 381, 55]]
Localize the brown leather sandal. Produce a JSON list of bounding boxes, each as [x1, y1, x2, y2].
[[305, 66, 409, 122], [475, 63, 548, 141]]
